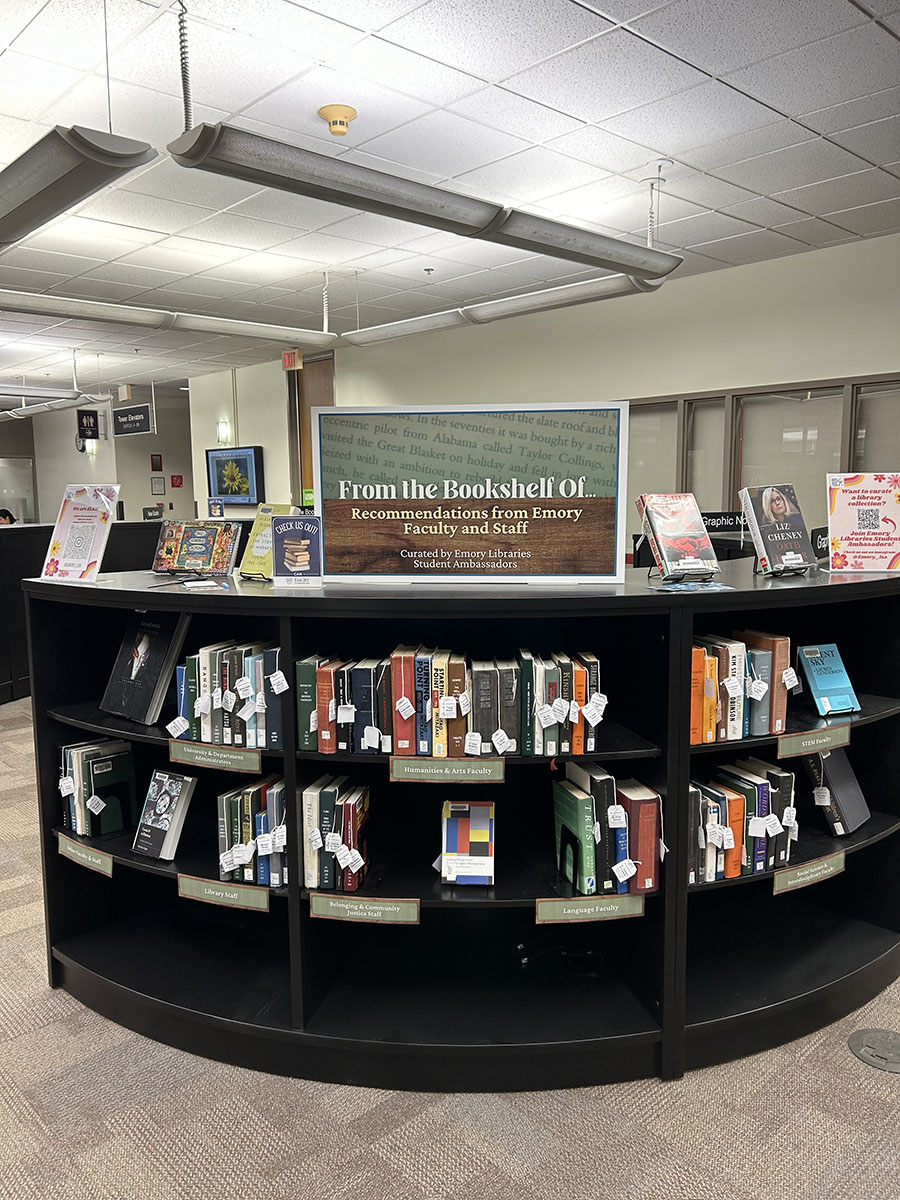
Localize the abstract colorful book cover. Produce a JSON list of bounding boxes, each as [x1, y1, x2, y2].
[[41, 484, 120, 581], [151, 520, 241, 574], [441, 800, 494, 885], [828, 473, 900, 572]]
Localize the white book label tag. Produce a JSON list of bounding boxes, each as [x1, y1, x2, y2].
[[781, 806, 797, 827], [222, 690, 236, 713], [268, 670, 289, 695], [551, 697, 570, 722], [219, 848, 236, 872], [328, 697, 336, 723], [237, 699, 257, 722], [813, 786, 831, 807], [273, 825, 287, 850], [607, 804, 627, 829], [439, 695, 458, 719], [491, 728, 511, 754], [86, 794, 106, 815], [255, 691, 266, 713], [308, 828, 323, 851], [380, 734, 392, 754], [464, 732, 482, 756], [256, 833, 273, 857], [536, 704, 556, 729], [324, 832, 341, 853], [581, 700, 603, 727], [235, 676, 254, 700], [765, 813, 785, 836], [458, 691, 472, 716], [697, 826, 706, 849], [231, 843, 248, 866], [569, 699, 581, 724], [335, 844, 352, 869], [195, 693, 212, 716], [348, 849, 365, 873], [748, 816, 767, 838], [592, 821, 602, 844], [309, 710, 318, 732], [747, 678, 769, 700], [58, 775, 75, 797], [337, 703, 356, 723], [704, 677, 716, 698], [165, 717, 189, 739], [395, 696, 415, 720], [612, 858, 637, 883], [722, 676, 743, 698], [362, 725, 381, 750], [790, 822, 799, 842], [834, 821, 845, 835], [706, 823, 724, 848], [782, 667, 799, 690], [212, 688, 223, 709], [721, 825, 735, 850]]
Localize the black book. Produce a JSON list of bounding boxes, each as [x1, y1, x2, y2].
[[800, 748, 871, 836], [100, 611, 191, 724], [565, 759, 616, 892], [132, 769, 196, 860], [470, 659, 499, 755]]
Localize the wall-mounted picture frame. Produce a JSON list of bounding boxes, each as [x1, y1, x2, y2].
[[205, 445, 265, 505], [150, 453, 163, 471], [150, 476, 166, 496]]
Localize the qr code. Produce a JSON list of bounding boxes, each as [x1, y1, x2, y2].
[[63, 523, 93, 560], [857, 509, 881, 530]]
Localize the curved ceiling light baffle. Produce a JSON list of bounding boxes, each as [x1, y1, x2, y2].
[[168, 124, 682, 281]]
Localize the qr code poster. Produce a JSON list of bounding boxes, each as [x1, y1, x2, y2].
[[827, 473, 900, 572], [41, 484, 120, 582]]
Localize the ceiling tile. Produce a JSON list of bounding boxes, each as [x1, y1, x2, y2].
[[188, 0, 365, 56], [544, 124, 655, 172], [0, 115, 49, 166], [830, 116, 900, 166], [150, 275, 251, 299], [199, 251, 328, 283], [155, 236, 248, 263], [0, 0, 47, 48], [0, 266, 73, 290], [359, 254, 479, 283], [577, 1, 675, 19], [0, 52, 82, 119], [665, 174, 756, 209], [332, 36, 484, 105], [504, 28, 707, 123], [770, 168, 900, 215], [540, 177, 699, 228], [430, 240, 556, 268], [22, 217, 154, 259], [337, 148, 446, 186], [285, 0, 426, 31], [75, 192, 217, 235], [315, 212, 430, 246], [820, 197, 900, 236], [771, 216, 858, 245], [857, 0, 900, 13], [381, 0, 609, 80], [242, 66, 432, 144], [0, 247, 104, 277], [724, 24, 900, 115], [120, 157, 265, 209], [361, 109, 530, 176], [109, 13, 314, 111], [600, 82, 777, 156], [633, 0, 865, 74], [229, 189, 352, 230], [10, 0, 151, 71], [75, 262, 182, 289], [801, 87, 900, 135], [116, 244, 238, 274], [689, 228, 807, 263], [272, 232, 382, 263], [722, 195, 810, 225], [182, 213, 300, 251], [448, 87, 582, 144], [715, 139, 869, 193], [451, 146, 604, 204], [47, 276, 148, 300], [679, 119, 816, 170], [345, 247, 418, 270], [657, 210, 760, 247]]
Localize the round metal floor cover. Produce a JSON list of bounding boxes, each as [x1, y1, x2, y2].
[[847, 1028, 900, 1072]]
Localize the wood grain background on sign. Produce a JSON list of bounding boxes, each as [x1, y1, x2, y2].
[[321, 498, 617, 575]]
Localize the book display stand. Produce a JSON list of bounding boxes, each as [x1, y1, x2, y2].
[[25, 561, 900, 1091]]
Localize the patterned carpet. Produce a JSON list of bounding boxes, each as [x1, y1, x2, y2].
[[1, 695, 898, 1200]]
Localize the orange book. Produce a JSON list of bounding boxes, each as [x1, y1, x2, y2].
[[716, 782, 746, 879], [390, 644, 418, 756], [701, 651, 718, 744], [571, 659, 587, 756], [689, 645, 705, 746], [315, 658, 345, 754]]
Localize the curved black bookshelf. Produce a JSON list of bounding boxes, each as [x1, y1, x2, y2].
[[24, 560, 900, 1090]]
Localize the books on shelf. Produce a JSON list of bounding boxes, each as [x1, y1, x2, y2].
[[217, 775, 287, 887], [695, 635, 746, 741], [152, 520, 242, 575], [101, 610, 191, 725], [553, 778, 597, 895], [441, 800, 494, 885], [799, 748, 871, 836], [635, 493, 720, 580], [132, 769, 196, 860], [739, 483, 816, 574], [236, 503, 299, 578], [691, 629, 792, 741], [169, 641, 286, 750], [299, 773, 367, 892], [734, 629, 791, 735], [796, 643, 860, 716], [59, 739, 134, 836]]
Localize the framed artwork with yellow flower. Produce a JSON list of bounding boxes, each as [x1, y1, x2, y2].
[[205, 446, 265, 506]]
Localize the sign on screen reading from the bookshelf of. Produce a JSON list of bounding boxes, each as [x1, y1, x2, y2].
[[311, 403, 629, 583]]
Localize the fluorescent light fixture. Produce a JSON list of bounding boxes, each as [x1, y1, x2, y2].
[[0, 383, 80, 401], [464, 273, 645, 323], [342, 309, 472, 346], [216, 419, 230, 444], [0, 126, 157, 250], [168, 124, 682, 281], [0, 288, 336, 349]]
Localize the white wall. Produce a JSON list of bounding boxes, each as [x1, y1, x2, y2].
[[334, 234, 900, 408], [189, 361, 293, 515], [31, 402, 117, 522], [114, 394, 194, 521]]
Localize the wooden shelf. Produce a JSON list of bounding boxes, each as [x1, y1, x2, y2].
[[47, 701, 285, 756]]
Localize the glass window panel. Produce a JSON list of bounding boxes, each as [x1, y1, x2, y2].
[[737, 388, 842, 529], [854, 381, 900, 472], [685, 399, 725, 512], [0, 457, 35, 522], [627, 403, 677, 543]]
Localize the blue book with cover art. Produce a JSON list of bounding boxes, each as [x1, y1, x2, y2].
[[797, 644, 861, 716]]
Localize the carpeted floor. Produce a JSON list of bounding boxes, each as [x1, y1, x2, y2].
[[1, 695, 898, 1200]]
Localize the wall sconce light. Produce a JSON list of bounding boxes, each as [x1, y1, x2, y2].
[[216, 419, 230, 445]]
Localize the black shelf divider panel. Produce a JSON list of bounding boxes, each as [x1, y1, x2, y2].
[[689, 693, 900, 754], [24, 560, 900, 1091]]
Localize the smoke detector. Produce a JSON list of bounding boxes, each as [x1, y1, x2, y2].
[[318, 104, 357, 136]]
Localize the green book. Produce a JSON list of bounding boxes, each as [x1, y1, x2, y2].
[[552, 779, 597, 895], [517, 649, 535, 756], [229, 792, 242, 882], [185, 654, 200, 742], [85, 750, 136, 837], [295, 653, 323, 752]]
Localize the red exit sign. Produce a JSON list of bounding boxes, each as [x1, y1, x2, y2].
[[282, 348, 303, 371]]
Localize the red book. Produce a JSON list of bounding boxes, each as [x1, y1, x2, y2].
[[315, 658, 346, 754], [616, 779, 661, 895], [390, 644, 418, 756], [342, 785, 369, 891]]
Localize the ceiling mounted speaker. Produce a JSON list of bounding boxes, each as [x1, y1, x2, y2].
[[0, 125, 157, 250]]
